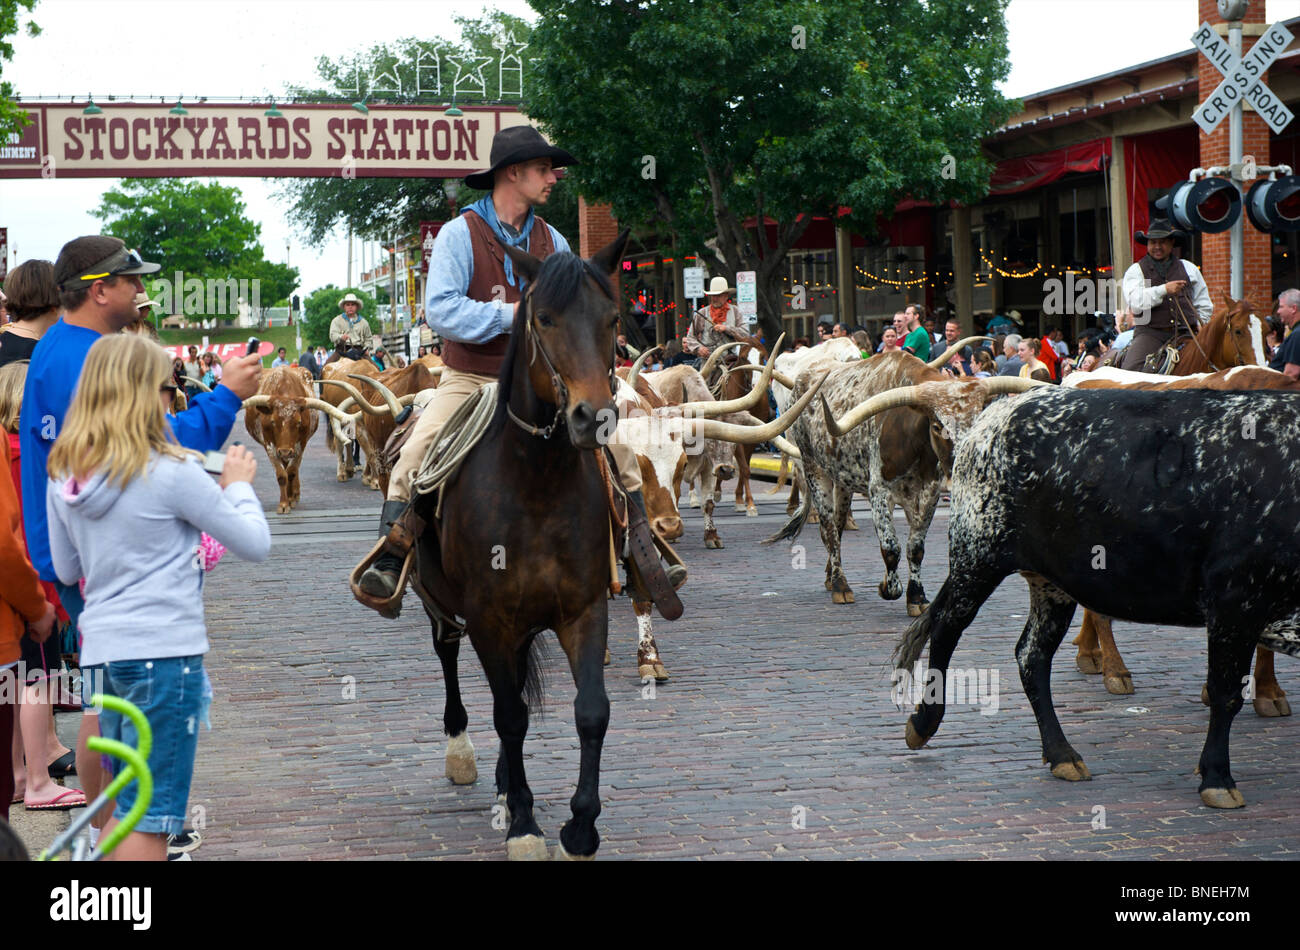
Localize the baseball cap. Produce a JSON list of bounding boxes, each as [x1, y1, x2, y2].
[[55, 236, 161, 291]]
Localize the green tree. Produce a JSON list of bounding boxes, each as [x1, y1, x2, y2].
[[303, 284, 377, 349], [0, 1, 39, 140], [93, 178, 300, 319], [526, 0, 1017, 338]]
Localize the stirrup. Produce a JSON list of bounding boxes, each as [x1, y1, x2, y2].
[[351, 536, 414, 619]]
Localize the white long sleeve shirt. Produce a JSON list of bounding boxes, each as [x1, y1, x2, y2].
[[1122, 257, 1213, 325]]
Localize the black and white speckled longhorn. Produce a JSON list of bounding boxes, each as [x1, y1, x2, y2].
[[767, 349, 1043, 613], [894, 385, 1300, 809]]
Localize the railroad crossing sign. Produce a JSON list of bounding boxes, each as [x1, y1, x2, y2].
[[1192, 20, 1295, 135]]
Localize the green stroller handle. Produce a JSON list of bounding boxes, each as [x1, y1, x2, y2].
[[38, 693, 154, 861]]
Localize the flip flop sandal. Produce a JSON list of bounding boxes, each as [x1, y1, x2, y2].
[[47, 750, 77, 777], [25, 787, 87, 810]]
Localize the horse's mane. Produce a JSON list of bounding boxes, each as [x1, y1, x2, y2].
[[492, 251, 612, 432]]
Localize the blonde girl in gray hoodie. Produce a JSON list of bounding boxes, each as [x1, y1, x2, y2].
[[46, 334, 270, 861]]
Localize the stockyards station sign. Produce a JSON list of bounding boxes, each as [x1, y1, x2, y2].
[[0, 103, 532, 178]]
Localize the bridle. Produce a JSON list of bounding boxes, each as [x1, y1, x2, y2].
[[506, 265, 619, 440]]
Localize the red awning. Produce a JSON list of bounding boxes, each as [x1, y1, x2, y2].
[[988, 139, 1112, 196]]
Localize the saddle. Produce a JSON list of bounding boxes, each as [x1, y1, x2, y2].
[[1144, 334, 1193, 375]]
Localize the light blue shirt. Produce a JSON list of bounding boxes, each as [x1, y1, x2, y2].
[[1113, 328, 1135, 351], [424, 213, 570, 345]]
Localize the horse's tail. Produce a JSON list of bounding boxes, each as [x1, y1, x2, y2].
[[763, 478, 810, 544], [893, 595, 937, 670], [522, 633, 547, 717]]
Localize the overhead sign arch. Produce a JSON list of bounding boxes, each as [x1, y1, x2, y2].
[[0, 102, 531, 179]]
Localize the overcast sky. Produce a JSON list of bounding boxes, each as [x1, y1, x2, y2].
[[3, 0, 1299, 298]]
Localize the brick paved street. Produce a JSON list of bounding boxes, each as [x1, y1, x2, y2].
[[171, 418, 1299, 859]]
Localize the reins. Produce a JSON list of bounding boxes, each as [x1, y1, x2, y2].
[[505, 264, 619, 440]]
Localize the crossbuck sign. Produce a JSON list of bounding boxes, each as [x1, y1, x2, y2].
[[1192, 20, 1295, 135]]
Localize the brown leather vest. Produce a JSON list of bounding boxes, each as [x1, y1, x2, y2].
[[1137, 255, 1193, 332], [440, 209, 557, 376]]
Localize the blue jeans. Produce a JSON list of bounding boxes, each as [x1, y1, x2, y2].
[[86, 656, 206, 837]]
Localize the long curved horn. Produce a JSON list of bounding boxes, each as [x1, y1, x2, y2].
[[304, 397, 363, 426], [699, 340, 745, 379], [181, 375, 212, 393], [349, 373, 402, 417], [686, 367, 827, 445], [925, 336, 994, 369], [242, 394, 271, 409], [821, 374, 1049, 437], [329, 413, 356, 445], [626, 345, 660, 392], [680, 333, 786, 416], [772, 434, 801, 459], [733, 362, 797, 390], [316, 378, 388, 415]]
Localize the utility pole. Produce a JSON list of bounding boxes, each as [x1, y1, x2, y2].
[[1229, 15, 1244, 299], [389, 229, 398, 334], [347, 225, 353, 289]]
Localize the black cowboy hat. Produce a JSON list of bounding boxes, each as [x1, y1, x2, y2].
[[1135, 217, 1188, 247], [464, 126, 575, 191]]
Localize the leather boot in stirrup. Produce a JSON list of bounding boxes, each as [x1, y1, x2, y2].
[[623, 490, 686, 620], [359, 500, 412, 601]]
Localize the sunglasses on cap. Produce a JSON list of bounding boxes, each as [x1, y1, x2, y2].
[[61, 247, 161, 290]]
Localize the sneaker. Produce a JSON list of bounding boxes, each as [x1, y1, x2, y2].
[[167, 829, 202, 854], [166, 850, 192, 861]]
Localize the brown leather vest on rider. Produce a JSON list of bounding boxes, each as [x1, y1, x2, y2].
[[1137, 255, 1194, 332], [440, 209, 557, 377]]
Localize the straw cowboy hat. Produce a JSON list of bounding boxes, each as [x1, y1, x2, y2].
[[705, 277, 734, 296], [464, 126, 576, 191], [134, 292, 159, 311], [338, 293, 364, 309]]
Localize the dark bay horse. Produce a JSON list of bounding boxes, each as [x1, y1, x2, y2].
[[415, 232, 629, 861]]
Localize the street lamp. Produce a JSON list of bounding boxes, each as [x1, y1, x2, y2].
[[443, 179, 460, 215]]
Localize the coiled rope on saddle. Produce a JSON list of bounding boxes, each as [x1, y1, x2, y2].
[[409, 382, 499, 518]]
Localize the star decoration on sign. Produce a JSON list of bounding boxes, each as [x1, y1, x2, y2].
[[445, 53, 494, 97]]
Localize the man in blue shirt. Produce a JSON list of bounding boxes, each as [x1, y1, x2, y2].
[[19, 235, 263, 830], [1269, 289, 1300, 379]]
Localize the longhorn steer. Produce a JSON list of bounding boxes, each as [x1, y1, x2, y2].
[[610, 347, 826, 679], [770, 345, 1036, 612], [1063, 364, 1298, 716], [894, 386, 1300, 809], [320, 357, 380, 484], [243, 367, 355, 514], [336, 359, 442, 497]]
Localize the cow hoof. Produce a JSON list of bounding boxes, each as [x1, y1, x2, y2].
[[277, 503, 290, 514], [1200, 684, 1210, 706], [705, 537, 723, 550], [506, 834, 549, 862], [337, 474, 348, 483], [734, 503, 747, 513], [1076, 653, 1103, 675], [1104, 673, 1134, 695], [845, 516, 859, 531], [907, 601, 929, 617], [1254, 695, 1292, 717], [444, 733, 477, 785], [904, 718, 930, 750], [878, 580, 902, 601], [639, 662, 669, 683], [1199, 787, 1246, 809], [1050, 760, 1091, 782], [807, 511, 819, 524], [831, 589, 855, 604], [553, 841, 595, 861], [603, 648, 611, 666]]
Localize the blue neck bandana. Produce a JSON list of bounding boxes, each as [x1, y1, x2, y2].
[[468, 196, 537, 291]]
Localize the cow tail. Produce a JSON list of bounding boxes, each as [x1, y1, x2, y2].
[[522, 634, 547, 718], [324, 411, 336, 452], [893, 601, 936, 670], [762, 483, 811, 545]]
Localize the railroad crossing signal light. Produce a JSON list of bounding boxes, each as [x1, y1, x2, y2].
[[1245, 176, 1300, 233], [1159, 178, 1242, 234]]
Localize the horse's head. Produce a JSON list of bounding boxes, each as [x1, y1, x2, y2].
[[1219, 293, 1269, 367], [504, 230, 630, 450]]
